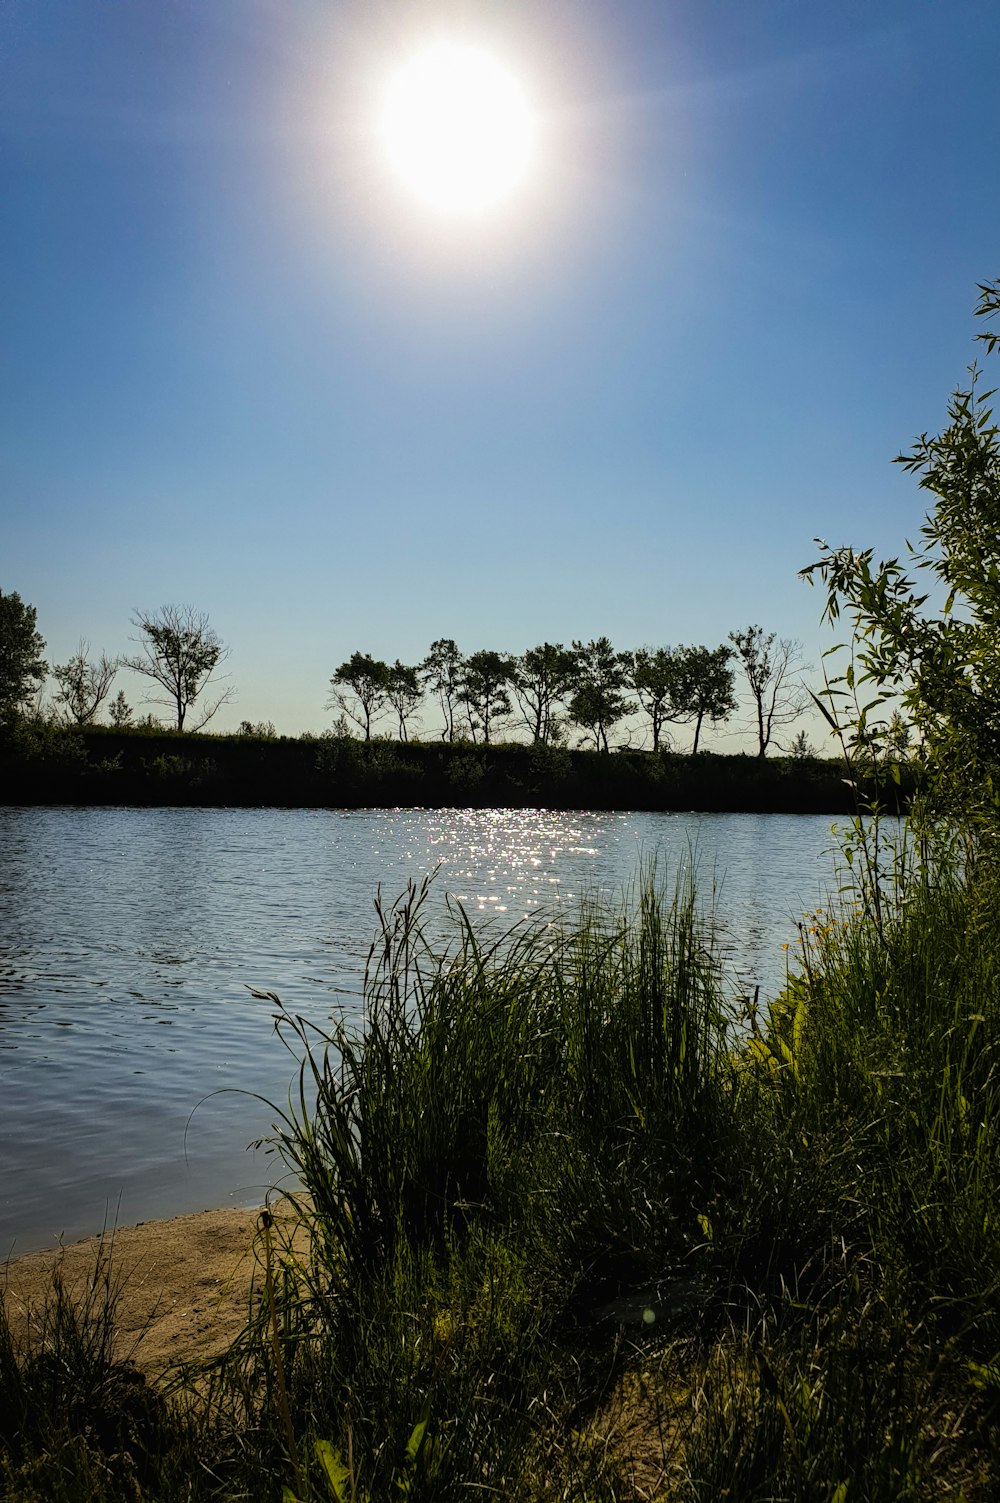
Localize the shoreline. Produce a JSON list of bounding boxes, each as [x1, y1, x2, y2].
[[3, 730, 913, 815], [1, 1202, 300, 1374]]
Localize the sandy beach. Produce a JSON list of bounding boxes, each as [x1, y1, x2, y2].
[[1, 1202, 303, 1375]]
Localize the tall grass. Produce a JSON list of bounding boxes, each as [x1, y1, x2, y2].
[[5, 859, 1000, 1498], [0, 1243, 210, 1501], [225, 872, 732, 1498]]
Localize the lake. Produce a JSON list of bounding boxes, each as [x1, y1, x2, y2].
[[0, 805, 852, 1254]]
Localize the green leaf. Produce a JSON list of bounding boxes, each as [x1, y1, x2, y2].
[[968, 1359, 1000, 1392], [807, 689, 839, 731], [315, 1439, 353, 1503], [404, 1418, 429, 1469]]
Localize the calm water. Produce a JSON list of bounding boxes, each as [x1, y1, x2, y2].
[[0, 806, 849, 1254]]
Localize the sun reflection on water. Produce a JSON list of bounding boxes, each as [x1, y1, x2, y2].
[[0, 805, 848, 1252]]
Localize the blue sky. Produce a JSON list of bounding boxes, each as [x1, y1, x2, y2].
[[4, 0, 1000, 746]]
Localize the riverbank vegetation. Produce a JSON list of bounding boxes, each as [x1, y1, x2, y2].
[[0, 720, 908, 813]]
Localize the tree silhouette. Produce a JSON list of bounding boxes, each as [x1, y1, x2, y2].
[[53, 640, 118, 726], [569, 638, 633, 751], [387, 661, 423, 741], [421, 639, 465, 742], [125, 606, 232, 733], [512, 642, 578, 744], [729, 625, 807, 756], [0, 589, 47, 720], [329, 653, 391, 741], [124, 604, 231, 733], [459, 650, 513, 745]]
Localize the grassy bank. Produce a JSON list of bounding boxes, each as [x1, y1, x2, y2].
[[0, 722, 912, 813], [4, 848, 1000, 1499]]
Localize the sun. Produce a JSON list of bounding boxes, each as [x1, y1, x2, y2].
[[380, 42, 536, 216]]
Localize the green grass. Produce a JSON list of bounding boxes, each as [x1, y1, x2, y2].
[[5, 855, 1000, 1499], [0, 1242, 209, 1501]]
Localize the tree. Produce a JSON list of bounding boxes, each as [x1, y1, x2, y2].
[[886, 710, 911, 760], [568, 637, 634, 752], [729, 625, 808, 757], [0, 588, 47, 721], [328, 653, 391, 741], [52, 640, 118, 726], [630, 644, 737, 753], [630, 647, 685, 751], [512, 642, 578, 744], [802, 276, 1000, 842], [108, 689, 132, 729], [421, 639, 465, 742], [386, 661, 423, 741], [459, 650, 513, 744], [675, 644, 738, 753], [124, 605, 232, 732]]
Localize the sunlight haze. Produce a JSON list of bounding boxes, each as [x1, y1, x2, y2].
[[380, 42, 537, 217]]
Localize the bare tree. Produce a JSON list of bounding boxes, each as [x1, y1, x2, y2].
[[125, 605, 232, 732], [53, 639, 119, 725], [729, 625, 808, 756]]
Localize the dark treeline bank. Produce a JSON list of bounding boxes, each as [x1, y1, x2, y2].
[[1, 724, 912, 813]]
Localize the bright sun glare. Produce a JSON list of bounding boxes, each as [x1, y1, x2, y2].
[[380, 42, 536, 216]]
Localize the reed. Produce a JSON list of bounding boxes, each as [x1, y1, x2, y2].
[[220, 870, 731, 1497]]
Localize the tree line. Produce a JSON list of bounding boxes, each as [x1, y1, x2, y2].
[[0, 594, 809, 757], [0, 600, 231, 737], [330, 631, 808, 756]]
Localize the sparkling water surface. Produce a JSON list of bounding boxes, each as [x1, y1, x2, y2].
[[0, 805, 849, 1254]]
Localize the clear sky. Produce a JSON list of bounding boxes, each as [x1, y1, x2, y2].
[[4, 0, 1000, 747]]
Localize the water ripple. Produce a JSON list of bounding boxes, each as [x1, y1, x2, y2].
[[0, 805, 849, 1253]]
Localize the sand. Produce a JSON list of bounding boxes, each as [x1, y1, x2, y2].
[[1, 1201, 305, 1375]]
